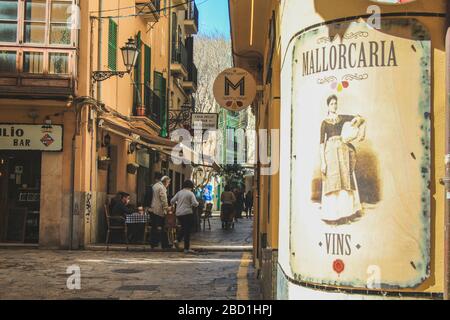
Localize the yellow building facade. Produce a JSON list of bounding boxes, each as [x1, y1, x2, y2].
[[0, 0, 198, 249], [230, 0, 450, 299]]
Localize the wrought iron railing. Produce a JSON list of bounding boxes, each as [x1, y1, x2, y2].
[[152, 0, 161, 11], [188, 63, 198, 88], [185, 1, 199, 30], [147, 85, 162, 125], [135, 84, 162, 126], [171, 41, 189, 72]]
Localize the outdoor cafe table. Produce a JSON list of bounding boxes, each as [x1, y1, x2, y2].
[[126, 213, 150, 243]]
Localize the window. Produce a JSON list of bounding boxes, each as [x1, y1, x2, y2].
[[0, 0, 18, 42], [0, 51, 16, 72], [49, 52, 68, 74], [108, 18, 117, 71], [50, 0, 72, 44], [23, 52, 43, 73], [24, 0, 46, 44], [1, 0, 74, 45]]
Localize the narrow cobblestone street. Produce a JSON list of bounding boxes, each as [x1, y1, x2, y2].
[[0, 216, 260, 300]]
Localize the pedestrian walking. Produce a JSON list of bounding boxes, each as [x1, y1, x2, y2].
[[245, 190, 253, 219], [150, 176, 171, 249], [171, 180, 199, 254], [221, 185, 236, 229], [233, 188, 245, 219], [144, 172, 163, 210]]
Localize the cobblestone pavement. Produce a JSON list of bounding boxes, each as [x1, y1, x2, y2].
[[0, 215, 260, 300], [191, 214, 253, 247]]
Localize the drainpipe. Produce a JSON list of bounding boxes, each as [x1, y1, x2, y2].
[[97, 0, 103, 102], [444, 0, 450, 301], [167, 7, 172, 138]]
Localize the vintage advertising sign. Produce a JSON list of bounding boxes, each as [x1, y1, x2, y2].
[[191, 113, 219, 130], [0, 124, 63, 151], [213, 67, 257, 112], [289, 19, 431, 289]]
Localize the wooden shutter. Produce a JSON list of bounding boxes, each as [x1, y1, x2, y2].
[[154, 71, 167, 136], [144, 44, 151, 109], [133, 32, 142, 110], [108, 19, 117, 71]]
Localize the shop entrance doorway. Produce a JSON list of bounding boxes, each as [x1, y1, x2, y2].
[[0, 151, 41, 243]]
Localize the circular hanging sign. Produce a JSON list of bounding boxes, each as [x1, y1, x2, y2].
[[369, 0, 416, 3], [213, 67, 257, 112]]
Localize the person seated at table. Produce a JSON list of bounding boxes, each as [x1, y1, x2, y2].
[[137, 204, 145, 215], [126, 202, 147, 244], [111, 192, 133, 225]]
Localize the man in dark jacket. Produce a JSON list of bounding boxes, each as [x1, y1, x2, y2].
[[111, 192, 132, 224]]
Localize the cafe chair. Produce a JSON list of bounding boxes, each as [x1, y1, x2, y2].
[[143, 210, 152, 245], [104, 202, 129, 251]]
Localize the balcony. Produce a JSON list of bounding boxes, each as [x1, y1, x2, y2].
[[135, 0, 161, 23], [171, 41, 188, 78], [133, 85, 163, 127], [184, 1, 199, 35], [182, 63, 197, 93], [0, 47, 75, 99], [172, 0, 188, 10]]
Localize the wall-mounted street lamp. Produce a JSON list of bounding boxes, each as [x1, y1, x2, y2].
[[92, 37, 140, 82]]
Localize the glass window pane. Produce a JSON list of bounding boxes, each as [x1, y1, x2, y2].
[[50, 23, 70, 44], [49, 52, 68, 74], [0, 51, 16, 72], [51, 1, 70, 23], [0, 0, 18, 20], [23, 52, 43, 73], [25, 0, 46, 22], [0, 21, 17, 42], [24, 22, 45, 43]]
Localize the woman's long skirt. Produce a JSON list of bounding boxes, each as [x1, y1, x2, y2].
[[321, 137, 362, 222]]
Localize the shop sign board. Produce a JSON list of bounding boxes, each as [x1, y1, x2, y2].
[[191, 113, 219, 130], [213, 67, 257, 112], [0, 124, 63, 151]]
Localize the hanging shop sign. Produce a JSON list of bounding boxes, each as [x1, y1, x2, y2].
[[191, 113, 219, 130], [0, 124, 63, 151], [289, 19, 431, 289], [370, 0, 416, 3], [213, 67, 257, 112]]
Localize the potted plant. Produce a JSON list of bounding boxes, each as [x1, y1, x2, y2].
[[136, 105, 146, 116]]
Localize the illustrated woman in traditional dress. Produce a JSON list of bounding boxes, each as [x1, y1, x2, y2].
[[320, 95, 366, 225]]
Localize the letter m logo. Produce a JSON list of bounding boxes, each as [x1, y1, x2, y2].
[[225, 76, 245, 96]]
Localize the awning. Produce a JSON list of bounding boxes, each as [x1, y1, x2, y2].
[[99, 115, 177, 148], [99, 115, 221, 172]]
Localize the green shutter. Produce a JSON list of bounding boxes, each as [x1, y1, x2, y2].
[[144, 45, 151, 85], [144, 45, 151, 107], [160, 76, 167, 137], [108, 19, 117, 71], [134, 32, 142, 110], [154, 71, 167, 137]]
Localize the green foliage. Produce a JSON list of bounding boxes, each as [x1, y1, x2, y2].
[[219, 164, 246, 190]]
